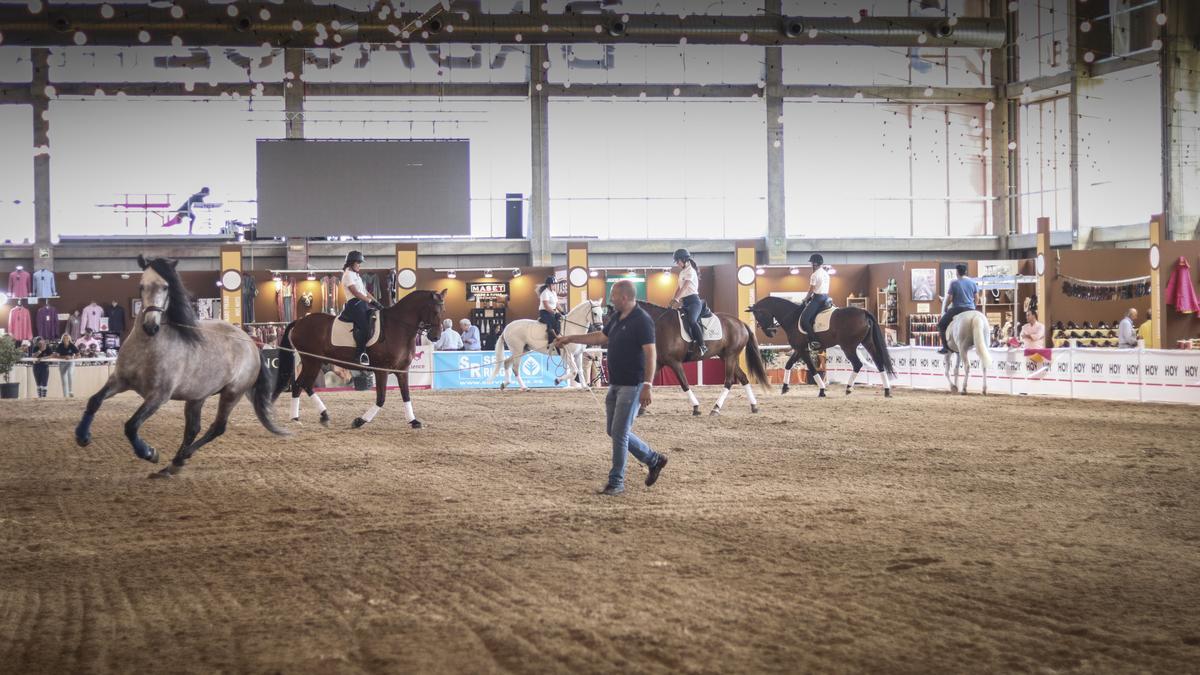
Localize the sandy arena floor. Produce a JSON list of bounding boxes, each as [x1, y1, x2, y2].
[[1, 384, 1198, 673]]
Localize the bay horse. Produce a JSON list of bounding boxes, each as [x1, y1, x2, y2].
[[74, 255, 287, 477], [491, 299, 604, 390], [273, 289, 446, 429], [943, 310, 992, 395], [630, 301, 770, 416], [749, 296, 895, 398]]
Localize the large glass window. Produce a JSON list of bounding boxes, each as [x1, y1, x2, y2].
[[0, 47, 33, 82], [298, 45, 528, 84], [304, 97, 531, 238], [1016, 0, 1070, 80], [0, 105, 34, 244], [784, 100, 989, 238], [1017, 95, 1072, 233], [549, 98, 766, 239], [49, 46, 283, 83], [47, 97, 285, 237], [547, 45, 762, 86]]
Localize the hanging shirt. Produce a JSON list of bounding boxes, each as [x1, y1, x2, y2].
[[7, 269, 31, 298], [539, 288, 558, 312], [68, 313, 81, 340], [7, 305, 32, 340], [677, 265, 699, 297], [809, 267, 830, 295], [32, 269, 56, 298], [80, 303, 105, 332], [36, 305, 59, 339], [105, 305, 127, 335]]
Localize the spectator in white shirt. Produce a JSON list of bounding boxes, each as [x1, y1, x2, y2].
[[1117, 308, 1138, 348], [433, 318, 463, 351]]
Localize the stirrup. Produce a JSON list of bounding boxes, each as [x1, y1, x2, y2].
[[358, 352, 370, 366]]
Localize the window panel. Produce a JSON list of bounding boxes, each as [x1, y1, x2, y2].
[[0, 105, 34, 244], [0, 48, 33, 82]]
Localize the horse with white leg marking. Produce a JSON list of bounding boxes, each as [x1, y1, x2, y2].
[[74, 255, 288, 478], [491, 300, 604, 391], [272, 289, 447, 429], [748, 296, 896, 399], [943, 310, 992, 395]]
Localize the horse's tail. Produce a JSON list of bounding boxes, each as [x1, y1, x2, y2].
[[865, 311, 896, 376], [743, 323, 771, 395], [972, 313, 993, 369], [490, 329, 507, 379], [252, 348, 290, 436], [271, 321, 297, 402]]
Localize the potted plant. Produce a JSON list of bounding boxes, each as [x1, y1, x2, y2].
[[0, 335, 24, 399], [760, 347, 787, 385]]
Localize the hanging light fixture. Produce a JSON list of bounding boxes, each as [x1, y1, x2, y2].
[[484, 270, 494, 278], [512, 268, 522, 277], [789, 267, 800, 275], [447, 270, 457, 279]]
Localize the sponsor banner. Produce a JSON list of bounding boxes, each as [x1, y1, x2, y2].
[[467, 282, 509, 301], [433, 350, 569, 390]]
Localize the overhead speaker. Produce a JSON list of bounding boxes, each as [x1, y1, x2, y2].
[[783, 18, 805, 38], [427, 17, 444, 33], [608, 20, 626, 37], [932, 22, 954, 38], [506, 193, 524, 239]]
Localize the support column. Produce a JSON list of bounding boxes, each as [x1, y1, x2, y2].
[[566, 241, 589, 307], [530, 44, 552, 267], [31, 48, 52, 269], [990, 0, 1012, 254], [735, 241, 758, 371], [1162, 0, 1200, 240], [1148, 214, 1166, 348], [220, 245, 243, 325], [1035, 217, 1050, 340], [765, 43, 786, 264], [284, 48, 304, 139], [395, 243, 418, 302]]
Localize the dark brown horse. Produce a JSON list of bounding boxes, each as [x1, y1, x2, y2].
[[629, 301, 770, 416], [749, 296, 895, 398], [272, 289, 446, 429]]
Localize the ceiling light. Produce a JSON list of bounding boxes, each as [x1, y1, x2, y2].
[[755, 267, 766, 276], [447, 270, 457, 279], [512, 268, 522, 277], [589, 269, 598, 277], [121, 273, 130, 279], [789, 267, 800, 275], [484, 270, 493, 278]]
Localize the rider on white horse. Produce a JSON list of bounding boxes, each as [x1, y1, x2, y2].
[[799, 253, 831, 349], [938, 264, 978, 354], [537, 275, 562, 344]]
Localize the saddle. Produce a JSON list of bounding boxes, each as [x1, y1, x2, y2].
[[331, 310, 382, 348], [797, 298, 836, 336], [678, 301, 724, 343]]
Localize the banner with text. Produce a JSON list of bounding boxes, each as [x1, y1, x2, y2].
[[432, 350, 570, 390]]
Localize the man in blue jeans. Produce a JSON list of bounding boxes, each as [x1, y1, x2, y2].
[[555, 280, 668, 495]]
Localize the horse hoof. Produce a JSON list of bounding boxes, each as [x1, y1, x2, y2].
[[290, 417, 300, 423], [136, 447, 160, 464], [148, 468, 172, 479], [780, 385, 790, 395], [818, 390, 826, 398], [710, 408, 721, 416], [692, 406, 701, 417], [884, 389, 893, 398], [499, 383, 507, 391], [960, 391, 968, 396], [751, 405, 760, 414], [845, 387, 853, 396], [351, 418, 367, 429], [76, 435, 90, 448], [410, 420, 423, 429], [319, 413, 331, 427]]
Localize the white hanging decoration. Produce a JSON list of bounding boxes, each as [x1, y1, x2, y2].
[[170, 4, 183, 19], [292, 20, 303, 32], [739, 32, 749, 42], [27, 0, 43, 14], [73, 31, 87, 45], [260, 8, 270, 20], [172, 35, 183, 47], [100, 4, 114, 19], [227, 5, 239, 18]]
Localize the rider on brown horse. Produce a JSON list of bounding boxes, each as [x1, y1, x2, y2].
[[340, 250, 384, 365], [668, 248, 707, 360], [799, 253, 832, 349]]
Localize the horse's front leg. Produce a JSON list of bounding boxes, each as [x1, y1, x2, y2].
[[781, 351, 802, 395], [352, 369, 388, 428], [398, 372, 421, 428], [797, 348, 824, 398], [124, 394, 170, 463], [76, 375, 125, 447], [961, 353, 971, 395], [944, 353, 957, 393]]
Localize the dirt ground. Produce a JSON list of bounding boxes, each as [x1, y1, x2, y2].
[[1, 384, 1198, 674]]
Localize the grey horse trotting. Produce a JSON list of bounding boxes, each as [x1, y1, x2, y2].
[[75, 255, 286, 477]]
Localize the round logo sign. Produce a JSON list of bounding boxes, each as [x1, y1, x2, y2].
[[1149, 244, 1161, 271], [220, 269, 242, 291], [568, 266, 588, 288], [736, 265, 756, 286], [397, 268, 417, 289], [1035, 253, 1045, 276]]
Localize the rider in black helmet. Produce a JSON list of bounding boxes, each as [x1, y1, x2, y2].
[[669, 248, 707, 359], [799, 253, 831, 349], [341, 250, 383, 365], [537, 274, 562, 342]]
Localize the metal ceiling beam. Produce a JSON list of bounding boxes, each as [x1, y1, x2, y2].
[[0, 4, 1005, 49]]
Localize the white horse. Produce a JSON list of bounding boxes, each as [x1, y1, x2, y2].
[[491, 300, 604, 391], [943, 310, 993, 395]]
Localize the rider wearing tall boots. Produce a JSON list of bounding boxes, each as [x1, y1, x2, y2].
[[800, 253, 831, 349], [341, 251, 383, 366], [937, 264, 978, 354], [537, 275, 562, 344], [669, 248, 707, 360]]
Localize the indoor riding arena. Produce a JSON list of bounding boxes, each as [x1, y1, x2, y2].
[[1, 1, 1199, 673]]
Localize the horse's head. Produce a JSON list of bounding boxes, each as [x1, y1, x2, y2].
[[748, 302, 778, 338], [589, 300, 605, 331], [136, 254, 200, 341], [422, 289, 448, 341]]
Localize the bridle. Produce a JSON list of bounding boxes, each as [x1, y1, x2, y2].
[[142, 305, 166, 316]]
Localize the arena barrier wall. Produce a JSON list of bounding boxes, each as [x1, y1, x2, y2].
[[11, 358, 116, 400], [432, 350, 570, 390], [813, 345, 1200, 405]]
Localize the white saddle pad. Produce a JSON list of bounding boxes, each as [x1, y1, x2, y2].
[[331, 313, 382, 348], [798, 307, 836, 335], [679, 312, 724, 343]]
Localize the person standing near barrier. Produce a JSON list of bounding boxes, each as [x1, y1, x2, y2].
[[1137, 309, 1152, 346], [56, 333, 79, 398], [28, 338, 54, 398], [555, 280, 668, 496], [1118, 308, 1138, 348], [459, 318, 481, 351]]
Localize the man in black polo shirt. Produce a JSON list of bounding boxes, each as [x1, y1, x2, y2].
[[555, 280, 668, 495]]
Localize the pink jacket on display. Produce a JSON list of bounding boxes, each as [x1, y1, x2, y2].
[[1165, 256, 1200, 314], [7, 305, 32, 340], [7, 269, 31, 298], [81, 303, 106, 332]]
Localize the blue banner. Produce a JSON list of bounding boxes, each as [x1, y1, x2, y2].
[[432, 351, 570, 390]]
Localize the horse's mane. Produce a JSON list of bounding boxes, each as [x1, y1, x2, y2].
[[141, 256, 201, 343]]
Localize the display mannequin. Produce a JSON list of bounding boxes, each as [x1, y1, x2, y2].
[[105, 300, 127, 337]]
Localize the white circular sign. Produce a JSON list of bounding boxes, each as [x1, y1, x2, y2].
[[1035, 253, 1045, 276], [1149, 244, 1161, 271], [396, 268, 417, 289], [568, 266, 588, 287], [736, 265, 756, 286], [220, 269, 242, 291]]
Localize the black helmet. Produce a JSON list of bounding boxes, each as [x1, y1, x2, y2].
[[345, 250, 365, 266], [809, 254, 824, 265], [673, 248, 692, 262]]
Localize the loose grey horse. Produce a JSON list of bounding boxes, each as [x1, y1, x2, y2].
[[75, 255, 286, 477]]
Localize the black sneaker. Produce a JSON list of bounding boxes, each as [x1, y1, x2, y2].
[[599, 484, 624, 496], [646, 455, 668, 487]]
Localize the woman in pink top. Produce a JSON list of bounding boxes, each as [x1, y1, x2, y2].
[[1020, 309, 1045, 349]]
